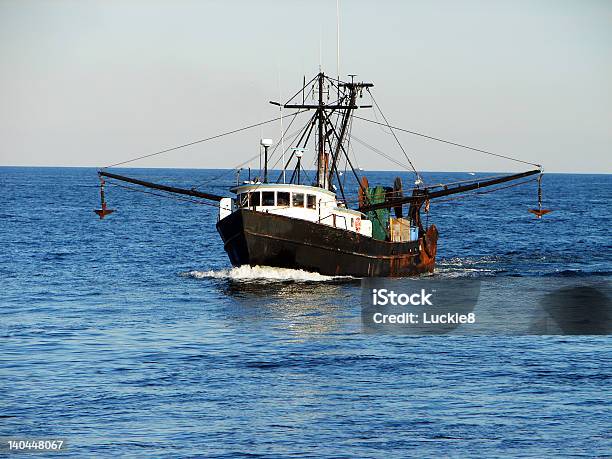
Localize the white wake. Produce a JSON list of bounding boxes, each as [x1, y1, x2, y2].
[[183, 265, 351, 283]]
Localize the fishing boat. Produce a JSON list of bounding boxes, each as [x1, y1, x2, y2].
[[95, 72, 548, 277]]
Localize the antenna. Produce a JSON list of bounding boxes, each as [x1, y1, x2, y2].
[[336, 0, 340, 88], [278, 68, 285, 183], [319, 25, 322, 72]]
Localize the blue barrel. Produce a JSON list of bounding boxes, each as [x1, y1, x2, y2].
[[410, 227, 419, 241]]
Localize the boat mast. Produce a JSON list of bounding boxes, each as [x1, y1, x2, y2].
[[316, 72, 328, 189], [328, 76, 356, 190], [276, 72, 372, 193]]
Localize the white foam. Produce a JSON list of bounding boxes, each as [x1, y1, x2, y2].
[[434, 267, 497, 278], [438, 256, 500, 266], [183, 265, 350, 283]]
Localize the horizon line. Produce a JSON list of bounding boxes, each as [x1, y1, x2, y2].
[[0, 164, 610, 175]]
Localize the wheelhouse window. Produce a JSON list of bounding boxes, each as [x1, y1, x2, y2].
[[262, 191, 275, 206], [292, 193, 304, 207], [277, 192, 290, 207], [250, 191, 260, 207], [307, 194, 317, 209]]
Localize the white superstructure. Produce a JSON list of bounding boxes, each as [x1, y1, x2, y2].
[[219, 182, 373, 238]]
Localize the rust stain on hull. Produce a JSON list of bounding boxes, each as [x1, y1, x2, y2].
[[388, 224, 438, 276]]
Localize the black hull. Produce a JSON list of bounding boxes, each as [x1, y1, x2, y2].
[[216, 210, 438, 277]]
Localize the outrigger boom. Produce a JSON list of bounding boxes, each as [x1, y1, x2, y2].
[[98, 171, 224, 202], [98, 168, 542, 214], [359, 168, 542, 212]]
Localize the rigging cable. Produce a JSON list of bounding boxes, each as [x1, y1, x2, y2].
[[354, 112, 542, 169], [105, 180, 219, 208], [351, 134, 415, 172], [268, 123, 310, 169], [102, 110, 308, 169], [337, 175, 538, 208], [367, 89, 422, 182], [194, 107, 311, 190], [370, 91, 394, 136], [268, 87, 314, 160], [191, 151, 264, 190], [341, 114, 355, 190], [432, 177, 539, 204], [425, 172, 529, 190]]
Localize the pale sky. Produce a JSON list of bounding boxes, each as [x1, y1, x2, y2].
[[0, 0, 610, 173]]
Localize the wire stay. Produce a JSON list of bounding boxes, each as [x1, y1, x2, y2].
[[353, 114, 542, 168], [102, 110, 308, 169]]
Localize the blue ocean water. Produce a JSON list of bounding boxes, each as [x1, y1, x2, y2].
[[1, 167, 610, 458]]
